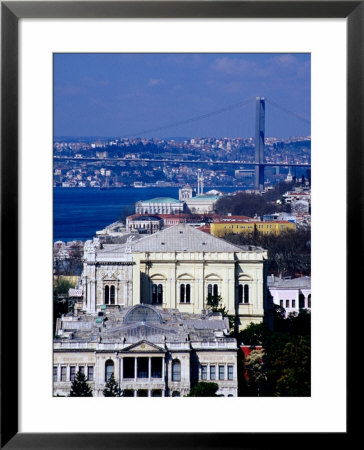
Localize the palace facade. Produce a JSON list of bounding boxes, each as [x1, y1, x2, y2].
[[54, 304, 238, 397], [81, 223, 269, 329]]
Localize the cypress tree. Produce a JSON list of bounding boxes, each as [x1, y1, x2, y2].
[[103, 373, 122, 397], [69, 371, 93, 397]]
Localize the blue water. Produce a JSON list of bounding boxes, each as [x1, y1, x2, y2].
[[53, 186, 236, 242]]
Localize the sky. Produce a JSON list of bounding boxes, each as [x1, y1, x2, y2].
[[54, 53, 311, 139]]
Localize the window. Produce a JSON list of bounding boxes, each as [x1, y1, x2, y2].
[[219, 365, 225, 380], [228, 365, 233, 380], [157, 284, 163, 303], [105, 360, 114, 382], [210, 365, 216, 380], [105, 285, 109, 304], [186, 284, 191, 303], [238, 284, 249, 304], [238, 284, 243, 304], [110, 285, 115, 304], [180, 284, 185, 302], [244, 284, 249, 303], [172, 391, 180, 397], [87, 366, 94, 381], [280, 300, 283, 307], [153, 284, 163, 304], [286, 299, 290, 308], [201, 365, 207, 380], [292, 300, 296, 308], [207, 284, 212, 302], [180, 284, 191, 303], [308, 294, 311, 308], [137, 357, 149, 378], [213, 284, 218, 297], [152, 284, 157, 303], [123, 390, 134, 397], [60, 366, 66, 382], [172, 360, 181, 382], [151, 357, 162, 378], [123, 358, 135, 379], [70, 366, 76, 381], [79, 366, 85, 376], [53, 366, 58, 382]]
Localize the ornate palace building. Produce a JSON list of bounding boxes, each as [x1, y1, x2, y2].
[[81, 223, 268, 329], [54, 304, 238, 397], [54, 224, 269, 397]]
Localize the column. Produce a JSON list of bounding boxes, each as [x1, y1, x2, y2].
[[148, 358, 151, 382], [162, 357, 165, 381], [134, 390, 137, 397], [148, 390, 151, 397], [124, 281, 128, 306], [134, 357, 137, 381]]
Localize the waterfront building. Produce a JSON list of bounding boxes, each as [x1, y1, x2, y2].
[[135, 197, 184, 214], [81, 223, 268, 329], [210, 220, 295, 238], [126, 215, 163, 234], [267, 275, 311, 315], [53, 304, 238, 397], [185, 195, 221, 214]]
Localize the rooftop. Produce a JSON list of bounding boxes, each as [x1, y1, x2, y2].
[[126, 223, 261, 253], [137, 197, 181, 204], [55, 304, 233, 344], [268, 275, 311, 289]]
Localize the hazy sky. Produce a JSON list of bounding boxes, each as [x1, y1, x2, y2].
[[54, 53, 310, 139]]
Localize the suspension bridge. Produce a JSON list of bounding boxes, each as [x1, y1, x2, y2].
[[54, 96, 311, 190]]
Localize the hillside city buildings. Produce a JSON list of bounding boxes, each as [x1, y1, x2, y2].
[[53, 168, 311, 397]]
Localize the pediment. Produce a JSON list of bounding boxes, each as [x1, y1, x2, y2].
[[124, 340, 165, 353]]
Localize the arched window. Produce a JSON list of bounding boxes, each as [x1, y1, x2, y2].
[[213, 284, 218, 297], [172, 360, 181, 382], [110, 285, 115, 305], [238, 284, 243, 304], [152, 284, 157, 303], [105, 360, 114, 382], [299, 293, 305, 309], [207, 284, 213, 302], [180, 284, 191, 303], [308, 294, 311, 308], [186, 284, 191, 303], [157, 284, 163, 304], [238, 284, 250, 304], [172, 391, 180, 397], [105, 285, 109, 304], [244, 284, 249, 303], [180, 284, 185, 303]]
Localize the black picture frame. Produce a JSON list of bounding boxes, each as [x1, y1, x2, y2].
[[1, 1, 360, 448]]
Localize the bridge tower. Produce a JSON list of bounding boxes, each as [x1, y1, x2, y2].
[[254, 97, 265, 190]]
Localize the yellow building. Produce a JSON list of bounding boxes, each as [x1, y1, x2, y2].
[[210, 220, 296, 238]]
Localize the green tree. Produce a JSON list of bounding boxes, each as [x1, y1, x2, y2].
[[53, 277, 75, 333], [245, 349, 267, 396], [69, 371, 93, 397], [273, 335, 311, 396], [186, 382, 219, 397], [239, 322, 269, 348], [103, 373, 122, 397]]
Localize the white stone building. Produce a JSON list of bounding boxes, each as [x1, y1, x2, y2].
[[54, 304, 238, 397], [81, 224, 269, 329], [267, 275, 311, 315], [135, 197, 184, 215]]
